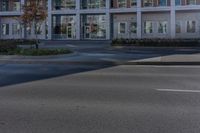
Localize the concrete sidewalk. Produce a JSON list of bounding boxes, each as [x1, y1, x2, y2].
[[126, 53, 200, 65]]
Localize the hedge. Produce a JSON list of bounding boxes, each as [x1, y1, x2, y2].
[[111, 38, 200, 47]]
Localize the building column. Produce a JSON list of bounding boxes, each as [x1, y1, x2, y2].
[[20, 0, 25, 39], [20, 0, 25, 6], [48, 0, 52, 40], [76, 0, 80, 40], [137, 0, 142, 38], [0, 17, 1, 39], [106, 0, 111, 40], [170, 0, 176, 38]]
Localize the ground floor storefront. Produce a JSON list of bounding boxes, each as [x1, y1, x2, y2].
[[1, 11, 200, 40]]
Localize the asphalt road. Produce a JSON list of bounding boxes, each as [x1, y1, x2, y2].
[[0, 65, 200, 133], [0, 63, 111, 87]]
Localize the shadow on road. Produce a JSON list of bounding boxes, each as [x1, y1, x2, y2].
[[1, 44, 200, 88]]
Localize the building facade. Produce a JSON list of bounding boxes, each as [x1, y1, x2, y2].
[[0, 0, 200, 40]]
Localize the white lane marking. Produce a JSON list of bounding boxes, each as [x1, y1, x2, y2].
[[125, 65, 200, 68], [157, 89, 200, 93]]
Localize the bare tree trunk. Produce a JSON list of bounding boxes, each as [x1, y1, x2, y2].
[[35, 33, 39, 49]]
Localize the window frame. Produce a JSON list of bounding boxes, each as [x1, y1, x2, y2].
[[144, 21, 153, 34], [176, 21, 181, 33], [118, 22, 127, 34], [130, 0, 137, 7], [158, 21, 168, 34], [186, 20, 196, 33], [143, 0, 154, 7], [12, 23, 21, 35], [2, 23, 9, 35], [117, 0, 127, 8], [130, 22, 137, 34]]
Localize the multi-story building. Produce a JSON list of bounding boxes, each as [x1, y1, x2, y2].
[[0, 0, 200, 40]]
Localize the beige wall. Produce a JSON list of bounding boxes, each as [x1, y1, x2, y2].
[[0, 17, 46, 39], [113, 14, 137, 38], [142, 12, 171, 38], [176, 11, 200, 38]]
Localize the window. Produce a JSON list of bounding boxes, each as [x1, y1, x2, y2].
[[187, 21, 196, 33], [26, 26, 31, 35], [186, 0, 196, 5], [52, 15, 76, 39], [143, 0, 153, 7], [158, 21, 167, 34], [81, 0, 106, 9], [13, 1, 20, 11], [130, 22, 137, 33], [175, 0, 181, 5], [118, 22, 126, 34], [144, 21, 153, 34], [176, 21, 181, 33], [158, 0, 167, 6], [35, 23, 42, 35], [118, 0, 127, 8], [12, 24, 21, 35], [2, 0, 9, 11], [2, 24, 9, 35], [53, 0, 76, 10], [131, 0, 137, 7]]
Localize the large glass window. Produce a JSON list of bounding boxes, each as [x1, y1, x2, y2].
[[176, 21, 181, 33], [131, 0, 137, 7], [26, 26, 31, 35], [1, 0, 9, 11], [1, 0, 20, 11], [158, 21, 167, 34], [81, 15, 106, 39], [187, 21, 196, 33], [118, 0, 127, 8], [175, 0, 181, 5], [143, 0, 153, 7], [12, 24, 21, 35], [52, 15, 76, 39], [2, 24, 9, 35], [81, 0, 106, 9], [144, 21, 153, 34], [52, 0, 76, 10], [158, 0, 167, 6], [186, 0, 196, 5], [118, 22, 126, 34], [13, 0, 20, 11], [130, 22, 137, 33], [35, 23, 42, 35]]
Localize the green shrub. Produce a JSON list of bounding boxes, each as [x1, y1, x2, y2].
[[12, 48, 71, 56], [0, 39, 37, 45], [0, 43, 17, 53], [111, 38, 200, 47]]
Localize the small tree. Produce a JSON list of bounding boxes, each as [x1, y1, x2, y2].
[[20, 0, 47, 49]]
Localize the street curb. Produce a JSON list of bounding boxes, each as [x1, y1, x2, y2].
[[123, 62, 200, 65], [0, 52, 77, 60], [0, 60, 200, 66], [0, 60, 118, 65]]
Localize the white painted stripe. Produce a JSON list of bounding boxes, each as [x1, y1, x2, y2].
[[122, 65, 200, 68], [157, 89, 200, 93]]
